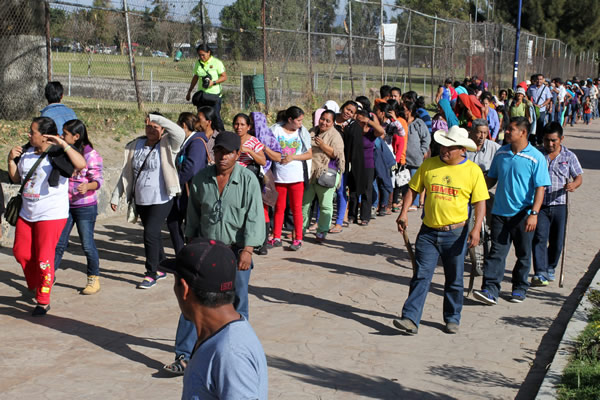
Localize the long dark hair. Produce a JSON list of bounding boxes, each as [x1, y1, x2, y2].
[[196, 106, 218, 132], [63, 119, 93, 152], [177, 112, 198, 132]]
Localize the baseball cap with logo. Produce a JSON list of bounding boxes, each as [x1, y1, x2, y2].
[[160, 238, 237, 293]]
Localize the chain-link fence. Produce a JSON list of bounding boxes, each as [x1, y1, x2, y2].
[[1, 0, 598, 120]]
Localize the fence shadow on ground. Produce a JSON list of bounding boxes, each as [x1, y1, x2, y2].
[[426, 363, 519, 389], [267, 355, 456, 400], [249, 285, 399, 336], [514, 250, 600, 400], [0, 300, 172, 371], [571, 148, 600, 170]]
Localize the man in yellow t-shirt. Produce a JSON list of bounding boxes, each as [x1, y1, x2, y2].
[[186, 44, 227, 131], [393, 126, 489, 335]]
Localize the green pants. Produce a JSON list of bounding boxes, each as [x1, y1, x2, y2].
[[302, 175, 339, 236]]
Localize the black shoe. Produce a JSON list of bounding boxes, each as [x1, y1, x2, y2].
[[256, 246, 268, 255], [32, 304, 50, 317]]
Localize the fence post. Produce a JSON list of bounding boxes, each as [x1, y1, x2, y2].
[[45, 0, 52, 82], [431, 17, 437, 103], [150, 70, 153, 103], [68, 63, 71, 96], [469, 15, 473, 79], [123, 0, 142, 111], [499, 27, 504, 87], [541, 33, 546, 75], [380, 0, 384, 85], [408, 10, 412, 91], [451, 23, 455, 79], [240, 72, 243, 109], [362, 72, 366, 96], [348, 0, 355, 97], [340, 74, 343, 100], [307, 0, 314, 94], [262, 0, 270, 113]]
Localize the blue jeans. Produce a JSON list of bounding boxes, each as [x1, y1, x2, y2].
[[174, 260, 252, 360], [481, 212, 533, 298], [532, 205, 567, 280], [401, 224, 468, 327], [584, 113, 591, 124], [54, 204, 100, 276], [408, 166, 420, 206], [335, 172, 348, 226]]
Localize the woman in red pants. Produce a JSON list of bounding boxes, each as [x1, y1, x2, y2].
[[7, 117, 86, 316], [267, 106, 312, 251]]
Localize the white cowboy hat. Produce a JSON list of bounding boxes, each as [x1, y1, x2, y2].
[[323, 100, 340, 114], [434, 126, 477, 152]]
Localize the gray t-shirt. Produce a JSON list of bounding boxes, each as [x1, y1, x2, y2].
[[132, 140, 170, 205], [182, 318, 268, 400], [466, 139, 500, 174]]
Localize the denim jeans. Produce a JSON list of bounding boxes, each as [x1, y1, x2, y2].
[[54, 204, 100, 276], [481, 211, 534, 298], [401, 224, 468, 327], [335, 172, 348, 226], [532, 205, 567, 280], [408, 166, 420, 206], [174, 259, 252, 360]]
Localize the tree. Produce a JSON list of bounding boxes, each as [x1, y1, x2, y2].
[[219, 0, 262, 60]]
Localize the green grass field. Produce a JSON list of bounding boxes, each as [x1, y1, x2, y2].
[[51, 51, 452, 98]]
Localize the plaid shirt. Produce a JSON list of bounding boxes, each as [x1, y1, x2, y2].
[[69, 145, 104, 208], [541, 145, 583, 206]]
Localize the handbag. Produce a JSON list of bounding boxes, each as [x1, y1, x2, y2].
[[395, 166, 411, 187], [5, 149, 49, 226], [127, 140, 159, 224], [317, 159, 338, 188]]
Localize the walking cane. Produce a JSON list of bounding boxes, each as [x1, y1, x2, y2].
[[402, 230, 417, 273], [559, 191, 569, 288]]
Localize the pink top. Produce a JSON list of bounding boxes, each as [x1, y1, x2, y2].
[[237, 136, 265, 167], [69, 145, 104, 208]]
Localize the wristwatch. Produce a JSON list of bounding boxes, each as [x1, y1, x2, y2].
[[528, 209, 539, 216]]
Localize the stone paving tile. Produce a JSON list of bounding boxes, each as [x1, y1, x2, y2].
[[1, 122, 600, 399]]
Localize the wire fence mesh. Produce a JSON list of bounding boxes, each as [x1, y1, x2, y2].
[[0, 0, 598, 120]]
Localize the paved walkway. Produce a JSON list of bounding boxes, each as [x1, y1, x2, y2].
[[1, 122, 600, 399]]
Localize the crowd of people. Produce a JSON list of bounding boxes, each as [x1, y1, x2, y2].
[[1, 48, 591, 397]]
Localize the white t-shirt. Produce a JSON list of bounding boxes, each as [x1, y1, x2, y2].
[[557, 86, 567, 103], [18, 147, 69, 222], [272, 125, 306, 184], [132, 140, 171, 205]]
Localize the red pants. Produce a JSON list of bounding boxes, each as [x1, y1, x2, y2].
[[273, 182, 304, 241], [13, 217, 67, 305]]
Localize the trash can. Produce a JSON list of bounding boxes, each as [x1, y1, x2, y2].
[[243, 74, 266, 107]]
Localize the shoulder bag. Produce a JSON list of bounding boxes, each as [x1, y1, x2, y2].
[[5, 149, 49, 226], [191, 63, 221, 107], [127, 141, 159, 224], [317, 159, 339, 188]]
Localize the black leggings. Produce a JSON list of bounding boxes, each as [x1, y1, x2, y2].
[[348, 167, 375, 223], [137, 198, 173, 278]]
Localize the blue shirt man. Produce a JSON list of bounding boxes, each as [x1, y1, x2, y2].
[[474, 117, 550, 305], [40, 82, 76, 134]]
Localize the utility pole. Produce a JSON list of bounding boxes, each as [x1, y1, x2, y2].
[[512, 0, 523, 90]]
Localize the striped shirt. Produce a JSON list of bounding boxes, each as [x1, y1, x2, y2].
[[238, 136, 265, 168], [541, 145, 583, 206]]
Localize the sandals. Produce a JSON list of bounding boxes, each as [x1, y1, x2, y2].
[[342, 221, 350, 227], [307, 223, 318, 233], [359, 220, 369, 226], [163, 355, 187, 375], [329, 225, 343, 234], [408, 205, 418, 212]]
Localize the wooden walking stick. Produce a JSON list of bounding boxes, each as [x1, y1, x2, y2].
[[559, 191, 569, 288], [402, 230, 417, 273]]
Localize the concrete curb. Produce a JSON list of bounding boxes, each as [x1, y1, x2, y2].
[[535, 268, 600, 399]]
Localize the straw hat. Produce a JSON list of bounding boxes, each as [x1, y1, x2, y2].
[[433, 126, 477, 152]]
